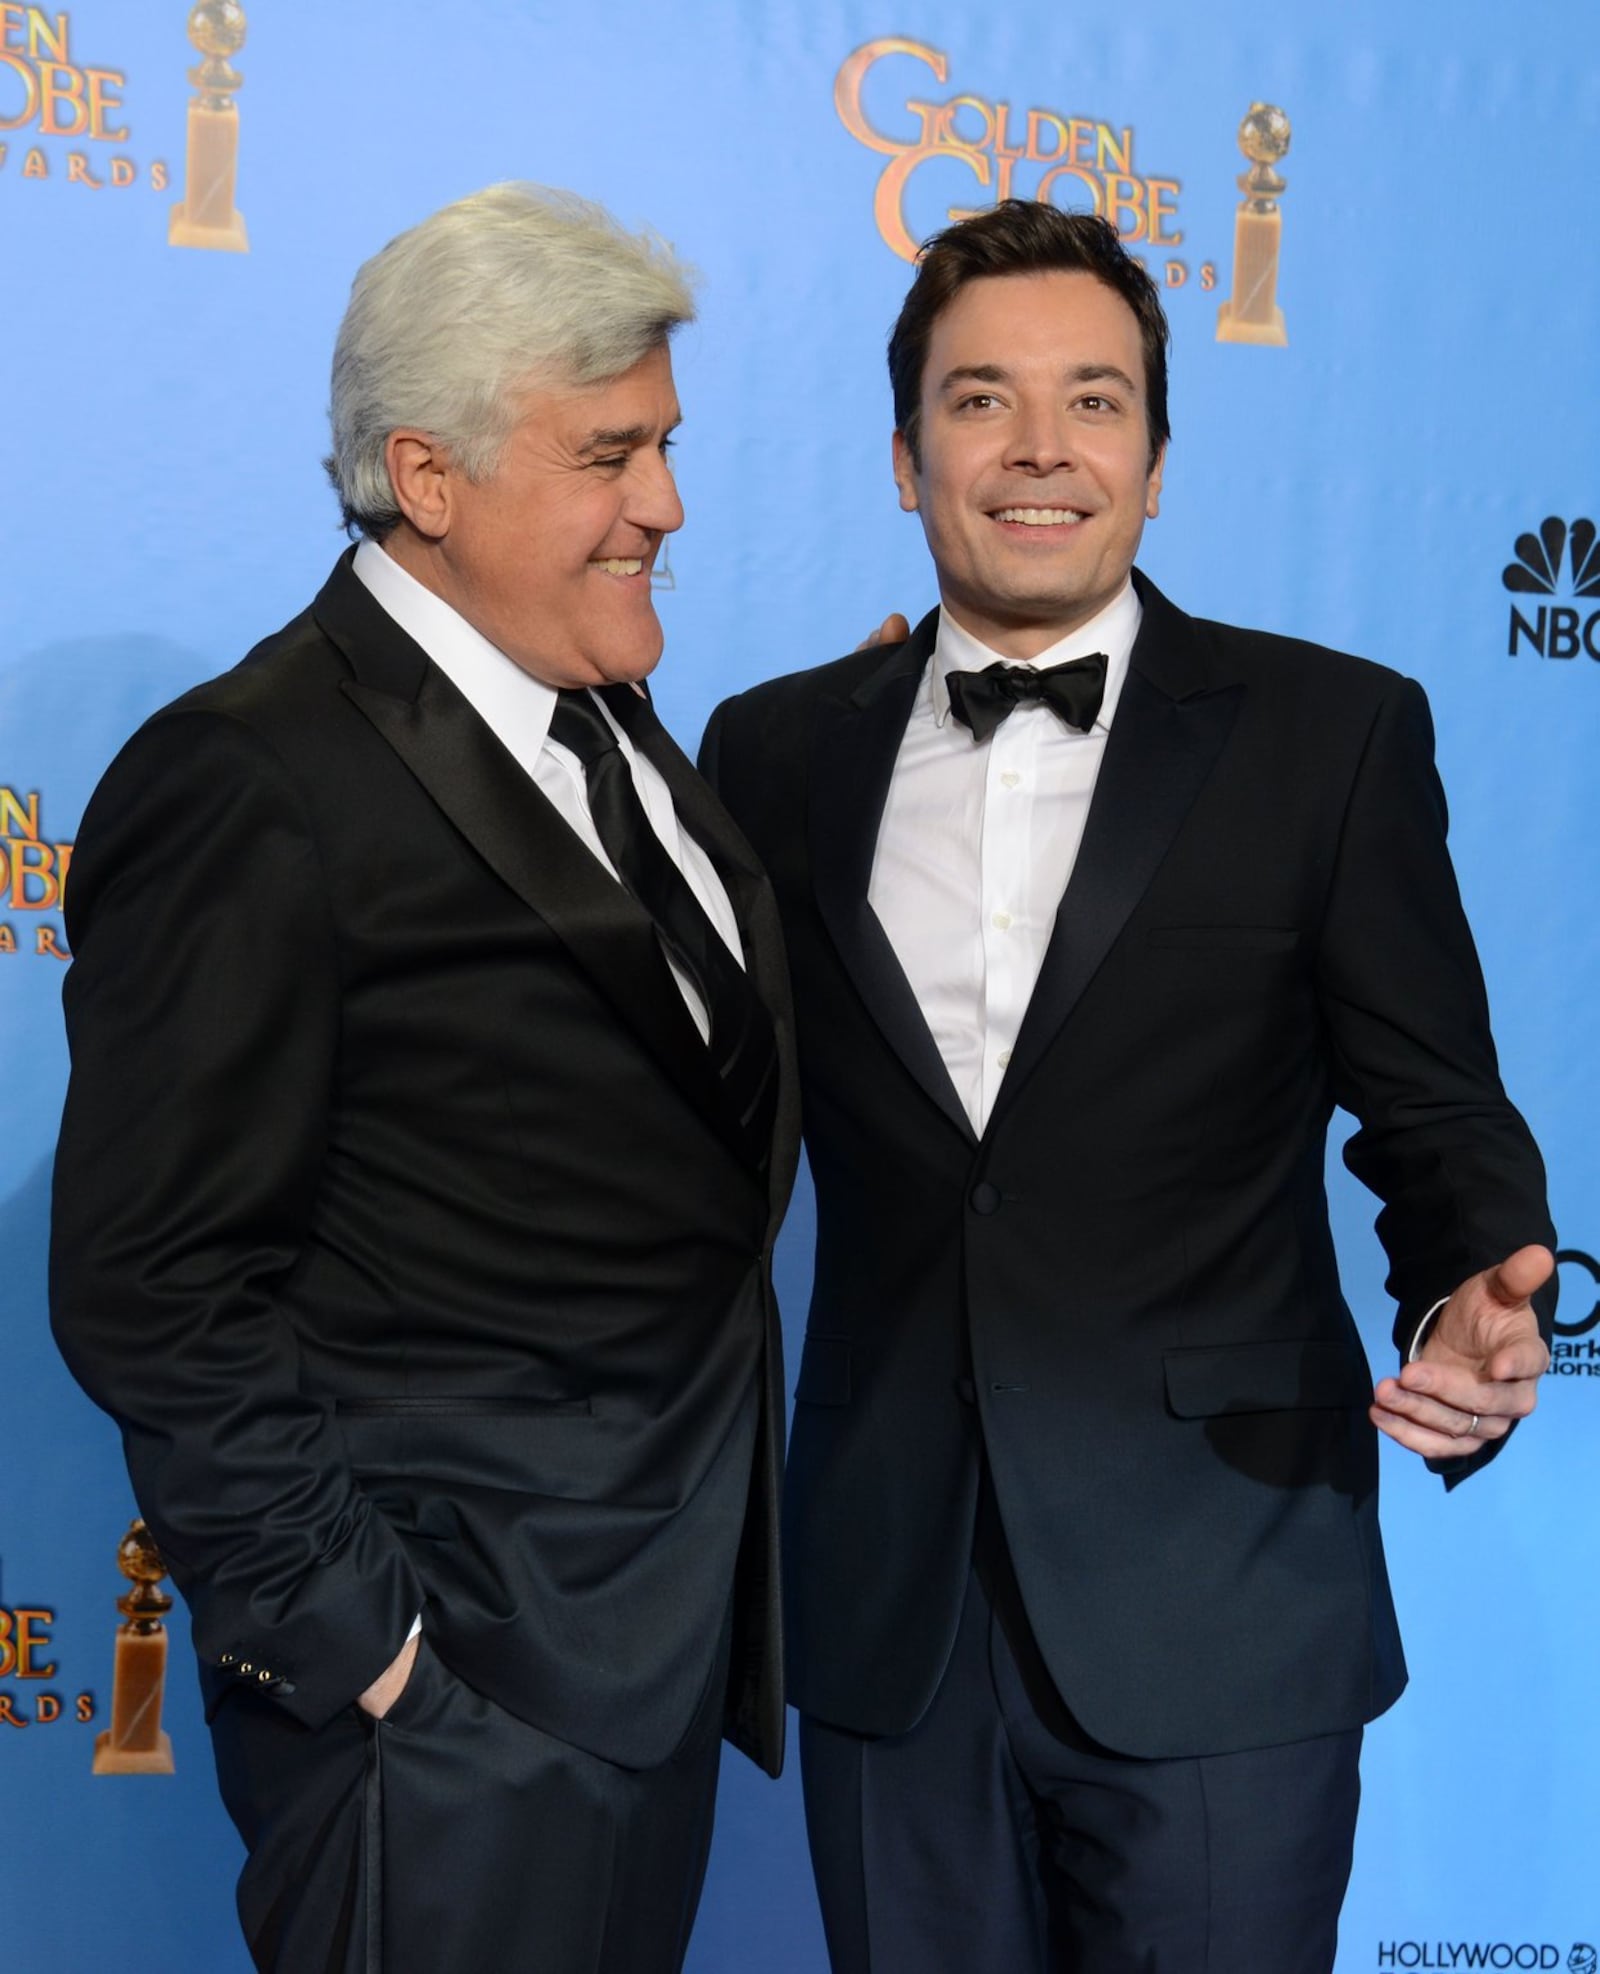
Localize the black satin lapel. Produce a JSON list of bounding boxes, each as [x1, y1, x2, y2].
[[626, 705, 802, 1215], [341, 668, 743, 1153], [990, 669, 1244, 1129], [809, 623, 976, 1145]]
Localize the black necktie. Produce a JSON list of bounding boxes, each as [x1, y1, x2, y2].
[[945, 653, 1109, 743], [548, 685, 777, 1173]]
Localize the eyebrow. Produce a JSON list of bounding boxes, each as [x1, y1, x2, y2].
[[576, 424, 652, 454], [935, 361, 1139, 397], [576, 417, 682, 456]]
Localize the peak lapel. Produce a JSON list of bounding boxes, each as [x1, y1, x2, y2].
[[314, 560, 751, 1166], [989, 577, 1244, 1132], [808, 612, 976, 1145]]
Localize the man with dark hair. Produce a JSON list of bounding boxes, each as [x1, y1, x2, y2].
[[703, 200, 1554, 1973]]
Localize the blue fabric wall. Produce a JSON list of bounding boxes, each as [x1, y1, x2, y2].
[[3, 3, 1595, 1965]]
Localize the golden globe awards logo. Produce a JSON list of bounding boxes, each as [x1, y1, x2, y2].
[[835, 37, 1213, 292], [0, 1, 250, 249], [0, 5, 168, 194], [0, 785, 72, 959], [0, 1558, 96, 1734]]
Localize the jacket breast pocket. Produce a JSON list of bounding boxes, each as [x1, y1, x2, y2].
[[794, 1334, 851, 1407], [1163, 1338, 1372, 1418]]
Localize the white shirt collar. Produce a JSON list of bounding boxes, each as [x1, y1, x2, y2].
[[351, 536, 562, 754], [929, 578, 1142, 733]]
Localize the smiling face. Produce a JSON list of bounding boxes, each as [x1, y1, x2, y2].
[[386, 342, 684, 690], [893, 270, 1165, 659]]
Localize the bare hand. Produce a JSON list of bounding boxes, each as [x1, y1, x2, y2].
[[856, 612, 911, 652], [357, 1632, 420, 1719], [1371, 1245, 1554, 1460]]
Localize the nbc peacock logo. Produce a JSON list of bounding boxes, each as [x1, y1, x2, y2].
[[1504, 517, 1600, 660]]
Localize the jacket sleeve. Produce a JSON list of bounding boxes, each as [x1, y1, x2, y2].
[[1313, 676, 1556, 1481], [50, 708, 423, 1726]]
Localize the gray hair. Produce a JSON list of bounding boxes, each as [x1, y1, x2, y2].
[[325, 182, 697, 538]]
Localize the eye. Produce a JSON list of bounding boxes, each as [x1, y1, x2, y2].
[[658, 435, 677, 464], [590, 453, 629, 471], [1076, 394, 1117, 414], [954, 392, 1000, 413]]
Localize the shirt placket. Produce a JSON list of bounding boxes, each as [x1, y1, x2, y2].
[[978, 708, 1034, 1123]]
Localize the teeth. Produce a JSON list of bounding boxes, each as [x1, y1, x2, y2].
[[993, 507, 1084, 526], [592, 558, 644, 575]]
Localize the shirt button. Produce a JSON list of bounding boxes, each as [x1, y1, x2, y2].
[[992, 911, 1013, 931], [997, 1050, 1012, 1069], [1000, 771, 1021, 789]]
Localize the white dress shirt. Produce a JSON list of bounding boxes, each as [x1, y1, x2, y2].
[[352, 538, 745, 1045], [868, 581, 1142, 1135]]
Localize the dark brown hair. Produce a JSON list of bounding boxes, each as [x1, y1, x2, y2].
[[888, 201, 1171, 471]]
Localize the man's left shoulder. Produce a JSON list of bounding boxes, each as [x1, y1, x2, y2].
[[1189, 610, 1411, 715]]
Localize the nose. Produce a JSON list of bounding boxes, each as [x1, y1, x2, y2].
[[628, 447, 685, 535], [1004, 398, 1076, 475]]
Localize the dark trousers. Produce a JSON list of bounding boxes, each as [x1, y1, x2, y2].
[[208, 1626, 731, 1974], [800, 1558, 1361, 1974]]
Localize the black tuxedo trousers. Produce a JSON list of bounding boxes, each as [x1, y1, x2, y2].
[[51, 555, 799, 1968], [704, 575, 1554, 1764]]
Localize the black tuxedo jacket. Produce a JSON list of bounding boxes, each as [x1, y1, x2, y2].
[[702, 573, 1554, 1761], [51, 552, 798, 1775]]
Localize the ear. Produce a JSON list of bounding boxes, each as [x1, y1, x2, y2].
[[891, 428, 921, 514], [1145, 443, 1166, 520], [385, 430, 454, 542]]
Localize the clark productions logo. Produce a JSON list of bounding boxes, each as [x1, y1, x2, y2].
[[1548, 1249, 1600, 1381], [1504, 517, 1600, 660], [0, 1, 250, 250], [834, 38, 1296, 340], [0, 785, 72, 959], [0, 1557, 97, 1734], [1376, 1946, 1598, 1971]]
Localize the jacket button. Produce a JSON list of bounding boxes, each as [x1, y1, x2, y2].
[[970, 1182, 1001, 1216]]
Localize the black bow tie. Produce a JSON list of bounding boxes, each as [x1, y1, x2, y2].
[[945, 653, 1108, 743]]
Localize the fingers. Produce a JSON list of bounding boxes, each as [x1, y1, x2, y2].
[[1370, 1404, 1494, 1461], [1391, 1362, 1541, 1424], [357, 1631, 420, 1719], [1486, 1332, 1554, 1384], [1487, 1243, 1555, 1307], [1400, 1333, 1546, 1414], [855, 613, 911, 653], [1374, 1375, 1507, 1445]]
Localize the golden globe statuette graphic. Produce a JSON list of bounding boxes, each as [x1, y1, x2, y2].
[[92, 1520, 176, 1775], [1216, 103, 1291, 346], [169, 0, 249, 253]]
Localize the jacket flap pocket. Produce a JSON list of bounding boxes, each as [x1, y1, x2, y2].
[[1163, 1338, 1371, 1418], [795, 1334, 851, 1407]]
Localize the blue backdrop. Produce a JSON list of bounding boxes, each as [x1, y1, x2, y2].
[[3, 2, 1596, 1967]]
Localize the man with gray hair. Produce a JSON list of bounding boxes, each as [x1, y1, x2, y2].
[[51, 183, 797, 1973]]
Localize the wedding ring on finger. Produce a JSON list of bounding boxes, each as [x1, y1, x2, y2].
[[1455, 1411, 1480, 1439]]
